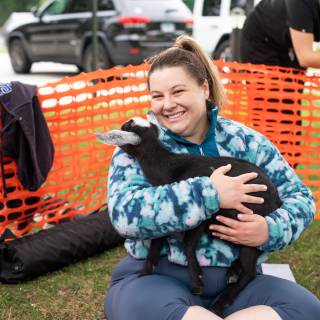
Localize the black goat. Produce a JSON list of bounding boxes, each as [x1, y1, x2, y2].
[[96, 117, 282, 315]]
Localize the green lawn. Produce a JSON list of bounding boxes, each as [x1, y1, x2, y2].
[[1, 220, 319, 320]]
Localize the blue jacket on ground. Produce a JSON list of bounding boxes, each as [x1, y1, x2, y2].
[[107, 107, 315, 267]]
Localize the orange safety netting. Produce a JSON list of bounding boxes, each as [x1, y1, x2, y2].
[[0, 62, 319, 236]]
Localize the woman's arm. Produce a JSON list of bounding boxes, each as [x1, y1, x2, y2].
[[209, 128, 315, 251], [107, 147, 220, 239], [290, 28, 320, 68], [255, 136, 315, 252], [285, 0, 320, 68]]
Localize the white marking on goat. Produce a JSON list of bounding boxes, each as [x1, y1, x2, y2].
[[95, 130, 141, 146], [132, 117, 150, 127]]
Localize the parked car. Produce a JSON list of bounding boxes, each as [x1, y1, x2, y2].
[[4, 0, 193, 74], [184, 0, 261, 60]]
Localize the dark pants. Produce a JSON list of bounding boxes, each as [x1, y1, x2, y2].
[[104, 255, 320, 320]]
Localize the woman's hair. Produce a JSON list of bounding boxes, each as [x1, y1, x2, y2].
[[147, 35, 226, 109]]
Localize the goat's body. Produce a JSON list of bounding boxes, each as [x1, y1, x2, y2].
[[103, 120, 282, 315], [140, 150, 280, 216]]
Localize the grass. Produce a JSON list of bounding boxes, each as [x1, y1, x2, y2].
[[1, 221, 319, 320]]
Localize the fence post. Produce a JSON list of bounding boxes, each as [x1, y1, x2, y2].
[[92, 0, 98, 70]]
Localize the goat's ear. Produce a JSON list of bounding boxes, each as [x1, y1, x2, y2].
[[95, 130, 141, 146]]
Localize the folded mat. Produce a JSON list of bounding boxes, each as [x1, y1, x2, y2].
[[0, 208, 124, 283]]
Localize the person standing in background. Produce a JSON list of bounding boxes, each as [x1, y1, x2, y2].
[[240, 0, 320, 69], [240, 0, 320, 165]]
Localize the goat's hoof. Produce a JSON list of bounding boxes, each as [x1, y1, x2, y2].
[[210, 306, 223, 317], [227, 274, 239, 284], [210, 301, 230, 316], [191, 286, 204, 295], [226, 268, 240, 284], [210, 303, 224, 316]]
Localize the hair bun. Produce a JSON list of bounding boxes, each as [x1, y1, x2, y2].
[[175, 35, 194, 52]]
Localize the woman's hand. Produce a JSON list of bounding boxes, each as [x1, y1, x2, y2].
[[210, 164, 267, 214], [209, 213, 269, 247]]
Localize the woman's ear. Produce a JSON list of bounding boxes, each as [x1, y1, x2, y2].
[[202, 79, 209, 100]]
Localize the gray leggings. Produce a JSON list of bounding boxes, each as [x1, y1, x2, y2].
[[104, 255, 320, 320]]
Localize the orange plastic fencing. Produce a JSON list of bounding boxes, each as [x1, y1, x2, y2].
[[0, 62, 319, 236]]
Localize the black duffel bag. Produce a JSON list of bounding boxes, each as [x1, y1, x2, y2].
[[0, 209, 124, 283]]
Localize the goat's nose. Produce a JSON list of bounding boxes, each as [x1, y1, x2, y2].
[[122, 119, 133, 131]]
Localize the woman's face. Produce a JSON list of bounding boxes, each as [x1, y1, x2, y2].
[[149, 66, 209, 144]]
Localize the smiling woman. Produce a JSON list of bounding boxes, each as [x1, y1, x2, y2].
[[103, 35, 320, 320]]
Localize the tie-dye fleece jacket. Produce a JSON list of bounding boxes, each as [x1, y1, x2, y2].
[[107, 115, 315, 267]]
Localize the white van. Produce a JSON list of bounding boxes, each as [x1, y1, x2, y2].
[[184, 0, 261, 60]]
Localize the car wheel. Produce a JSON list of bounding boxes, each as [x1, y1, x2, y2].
[[82, 42, 112, 72], [213, 40, 233, 62], [9, 39, 32, 74]]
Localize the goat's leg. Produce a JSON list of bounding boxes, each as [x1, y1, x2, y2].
[[140, 237, 165, 276], [210, 247, 260, 316], [184, 227, 205, 295]]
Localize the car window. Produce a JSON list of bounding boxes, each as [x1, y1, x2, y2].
[[203, 0, 221, 16], [99, 0, 115, 10], [68, 0, 91, 13], [125, 0, 191, 17], [66, 0, 115, 13], [43, 0, 70, 16], [183, 0, 195, 11], [231, 0, 246, 14], [231, 0, 255, 15]]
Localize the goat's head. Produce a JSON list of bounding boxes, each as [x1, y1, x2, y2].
[[96, 117, 159, 156]]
